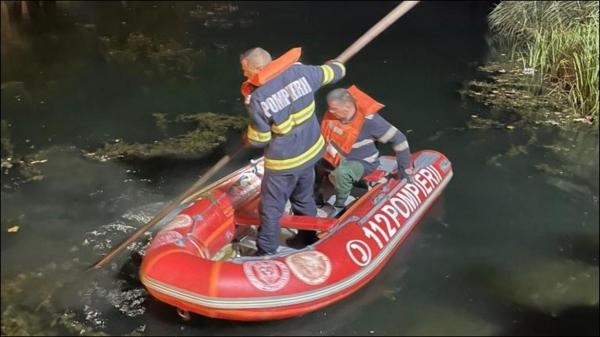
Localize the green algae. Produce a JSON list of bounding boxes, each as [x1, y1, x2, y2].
[[99, 32, 206, 80], [84, 112, 247, 161]]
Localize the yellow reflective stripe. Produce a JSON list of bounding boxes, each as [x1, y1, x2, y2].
[[377, 126, 398, 143], [247, 125, 271, 143], [333, 62, 346, 78], [265, 135, 325, 171], [292, 101, 315, 125], [271, 101, 316, 135], [271, 117, 293, 134], [321, 65, 334, 85], [393, 140, 409, 152]]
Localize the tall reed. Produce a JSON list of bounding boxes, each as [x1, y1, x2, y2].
[[489, 1, 599, 122]]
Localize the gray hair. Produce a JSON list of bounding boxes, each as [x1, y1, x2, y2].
[[327, 88, 355, 105], [240, 47, 272, 70]]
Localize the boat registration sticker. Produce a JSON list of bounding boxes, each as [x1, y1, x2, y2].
[[286, 251, 332, 285], [164, 214, 193, 230], [243, 260, 290, 292]]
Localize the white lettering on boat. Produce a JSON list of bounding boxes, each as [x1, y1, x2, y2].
[[348, 166, 443, 263]]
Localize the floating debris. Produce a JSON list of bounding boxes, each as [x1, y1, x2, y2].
[[522, 67, 535, 75], [460, 61, 596, 128]]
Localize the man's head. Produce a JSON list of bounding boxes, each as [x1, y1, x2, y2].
[[240, 47, 272, 79], [327, 88, 356, 122]]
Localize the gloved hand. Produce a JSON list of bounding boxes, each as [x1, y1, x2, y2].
[[397, 166, 415, 184], [325, 59, 343, 65], [241, 133, 251, 148]]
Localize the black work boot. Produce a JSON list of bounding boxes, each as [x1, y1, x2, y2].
[[326, 197, 347, 217], [334, 196, 348, 209], [253, 247, 275, 257], [286, 230, 319, 249]]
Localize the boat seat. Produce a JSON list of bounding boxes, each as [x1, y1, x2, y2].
[[234, 211, 337, 232], [235, 193, 336, 231]]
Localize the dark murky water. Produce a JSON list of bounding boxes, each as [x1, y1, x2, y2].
[[1, 1, 598, 335]]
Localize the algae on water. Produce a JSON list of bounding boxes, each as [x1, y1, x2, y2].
[[152, 113, 169, 137], [1, 121, 50, 183], [99, 32, 206, 80], [85, 112, 247, 161], [1, 119, 13, 161]]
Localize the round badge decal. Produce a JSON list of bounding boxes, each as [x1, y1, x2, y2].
[[243, 260, 290, 292], [286, 251, 332, 285]]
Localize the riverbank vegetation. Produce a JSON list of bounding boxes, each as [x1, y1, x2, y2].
[[464, 1, 599, 126]]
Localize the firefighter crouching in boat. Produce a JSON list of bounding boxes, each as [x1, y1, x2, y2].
[[240, 47, 346, 256], [319, 85, 415, 214]]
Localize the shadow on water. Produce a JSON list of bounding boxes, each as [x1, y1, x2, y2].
[[557, 234, 600, 267], [503, 304, 599, 336], [463, 260, 599, 336]]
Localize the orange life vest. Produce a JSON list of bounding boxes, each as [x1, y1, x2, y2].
[[240, 47, 302, 98], [321, 85, 385, 167]]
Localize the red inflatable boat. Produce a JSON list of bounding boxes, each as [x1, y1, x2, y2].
[[140, 150, 453, 321]]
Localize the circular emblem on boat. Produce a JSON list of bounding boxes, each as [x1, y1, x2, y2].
[[346, 240, 372, 267], [148, 231, 184, 251], [164, 214, 193, 230], [243, 260, 290, 292], [286, 251, 332, 285]]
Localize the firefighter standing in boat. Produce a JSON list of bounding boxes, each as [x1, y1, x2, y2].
[[240, 47, 346, 256], [320, 86, 415, 213]]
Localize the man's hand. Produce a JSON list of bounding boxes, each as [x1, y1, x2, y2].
[[241, 133, 251, 148], [325, 59, 343, 65]]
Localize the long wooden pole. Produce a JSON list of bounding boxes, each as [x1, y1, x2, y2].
[[335, 1, 420, 63]]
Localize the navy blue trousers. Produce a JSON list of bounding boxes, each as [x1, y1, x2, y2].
[[257, 165, 317, 253]]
